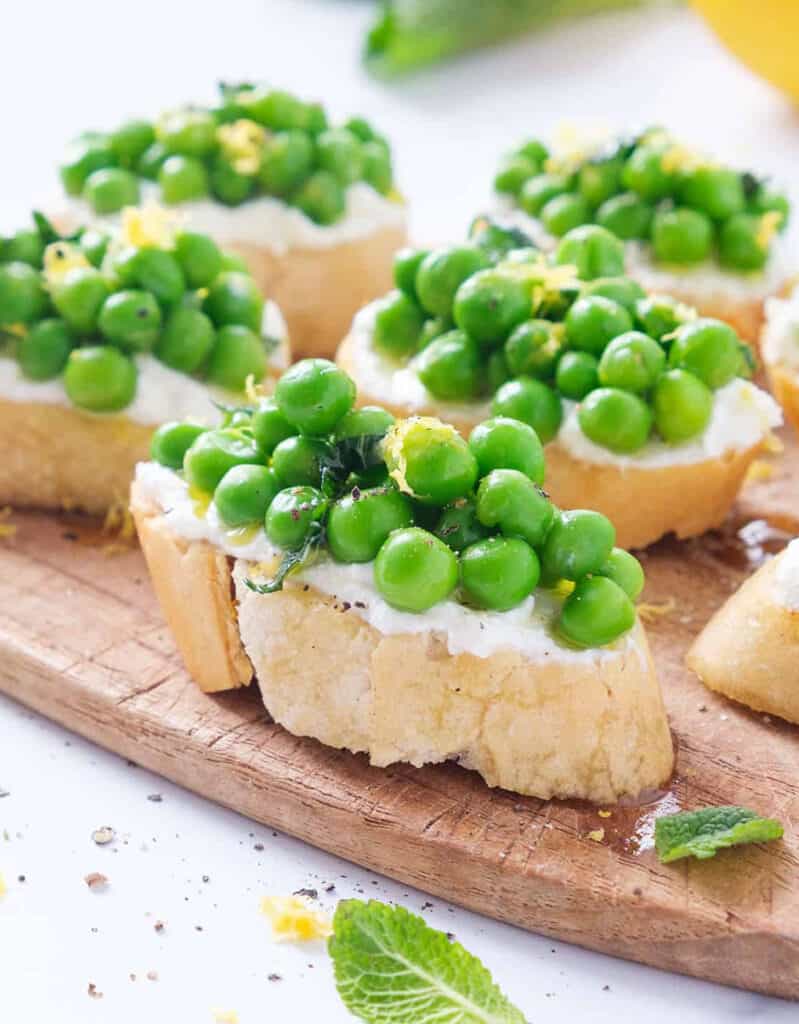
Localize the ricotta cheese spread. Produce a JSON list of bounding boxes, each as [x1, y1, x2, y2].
[[762, 289, 799, 371], [774, 539, 799, 611], [59, 182, 406, 256], [0, 300, 288, 427], [135, 461, 635, 664]]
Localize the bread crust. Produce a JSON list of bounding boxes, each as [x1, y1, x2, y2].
[[130, 480, 253, 692], [225, 223, 406, 360], [687, 552, 799, 724], [767, 364, 799, 435], [339, 330, 765, 549]]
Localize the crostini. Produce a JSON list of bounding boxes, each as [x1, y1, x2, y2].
[[132, 361, 674, 803], [337, 220, 781, 549], [493, 127, 791, 343], [687, 540, 799, 724], [55, 84, 407, 359], [0, 208, 289, 514], [761, 284, 799, 433]]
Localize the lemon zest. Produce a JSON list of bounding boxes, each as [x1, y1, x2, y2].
[[0, 873, 6, 897], [383, 417, 460, 498], [598, 809, 612, 819], [217, 119, 266, 176], [587, 828, 605, 843], [659, 145, 705, 175], [0, 506, 17, 540], [756, 211, 782, 251], [244, 373, 267, 404], [212, 1011, 239, 1023], [121, 204, 180, 250], [43, 242, 90, 284], [543, 120, 613, 175], [744, 459, 776, 485], [260, 895, 332, 942], [637, 597, 677, 622]]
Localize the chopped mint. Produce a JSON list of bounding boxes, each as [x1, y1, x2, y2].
[[655, 806, 783, 864], [329, 899, 526, 1024]]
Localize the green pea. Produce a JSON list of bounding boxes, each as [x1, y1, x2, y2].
[[415, 246, 489, 319], [0, 261, 47, 324], [598, 547, 645, 600], [239, 88, 308, 131], [536, 281, 580, 322], [578, 157, 623, 207], [259, 131, 313, 197], [651, 207, 713, 264], [374, 527, 458, 612], [416, 329, 481, 401], [154, 307, 215, 372], [275, 358, 355, 434], [555, 225, 625, 280], [469, 220, 538, 263], [59, 133, 115, 196], [541, 509, 615, 582], [519, 173, 570, 217], [150, 421, 208, 469], [265, 486, 327, 551], [18, 319, 74, 380], [174, 232, 222, 288], [362, 140, 393, 195], [634, 294, 687, 341], [580, 276, 646, 313], [540, 193, 591, 237], [433, 498, 489, 552], [494, 154, 537, 197], [373, 290, 425, 357], [79, 228, 110, 268], [327, 487, 413, 563], [749, 185, 790, 230], [595, 192, 653, 240], [565, 295, 632, 356], [597, 331, 666, 393], [504, 319, 562, 378], [461, 536, 540, 611], [559, 576, 635, 648], [384, 417, 478, 506], [475, 468, 554, 547], [679, 166, 744, 221], [555, 351, 599, 400], [468, 416, 544, 483], [97, 289, 161, 352], [136, 142, 169, 180], [63, 346, 137, 412], [515, 139, 549, 167], [207, 324, 266, 391], [52, 267, 109, 333], [293, 170, 346, 225], [486, 348, 511, 392], [718, 213, 769, 271], [453, 270, 532, 347], [316, 128, 363, 185], [131, 249, 185, 306], [251, 397, 296, 454], [621, 144, 675, 201], [156, 109, 217, 157], [183, 428, 264, 493], [4, 229, 45, 268], [159, 155, 209, 204], [393, 248, 429, 300], [305, 103, 329, 135], [210, 156, 255, 205], [652, 369, 713, 443], [668, 318, 741, 389], [271, 435, 332, 488], [104, 244, 139, 288], [334, 405, 395, 441], [343, 116, 376, 142], [214, 464, 280, 527], [204, 271, 263, 330], [491, 377, 562, 444], [577, 387, 653, 453], [220, 250, 250, 273], [110, 120, 155, 167]]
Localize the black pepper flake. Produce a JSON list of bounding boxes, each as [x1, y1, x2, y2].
[[0, 788, 9, 798], [254, 843, 264, 852], [268, 973, 282, 982], [147, 793, 163, 803], [62, 531, 78, 541], [351, 486, 362, 501], [324, 883, 336, 893], [354, 600, 366, 609], [202, 874, 210, 883], [340, 601, 351, 612], [293, 887, 318, 900], [17, 875, 25, 883]]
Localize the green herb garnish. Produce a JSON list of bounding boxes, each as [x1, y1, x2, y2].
[[329, 899, 526, 1024], [245, 519, 324, 595], [655, 806, 784, 864]]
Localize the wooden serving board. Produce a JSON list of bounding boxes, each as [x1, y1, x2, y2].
[[2, 438, 799, 999]]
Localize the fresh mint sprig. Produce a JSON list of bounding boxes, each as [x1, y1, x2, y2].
[[655, 806, 783, 864]]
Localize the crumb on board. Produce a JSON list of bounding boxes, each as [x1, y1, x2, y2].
[[260, 895, 332, 942], [87, 983, 103, 999], [637, 597, 677, 623], [213, 1011, 239, 1024], [598, 810, 611, 819], [587, 828, 605, 843], [0, 873, 6, 898], [146, 970, 159, 982], [744, 459, 776, 485], [92, 826, 115, 846], [84, 872, 109, 890], [101, 499, 136, 555], [0, 507, 17, 540]]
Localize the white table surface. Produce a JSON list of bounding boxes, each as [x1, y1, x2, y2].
[[2, 2, 798, 1020]]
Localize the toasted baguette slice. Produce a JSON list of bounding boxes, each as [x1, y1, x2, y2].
[[687, 551, 799, 724], [130, 480, 674, 801], [339, 330, 768, 549], [767, 365, 799, 435]]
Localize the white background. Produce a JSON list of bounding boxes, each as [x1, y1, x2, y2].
[[1, 2, 798, 1021]]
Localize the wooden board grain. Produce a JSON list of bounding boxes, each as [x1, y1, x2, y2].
[[1, 435, 798, 999]]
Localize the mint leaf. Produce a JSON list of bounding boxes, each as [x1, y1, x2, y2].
[[655, 806, 784, 864], [329, 900, 525, 1024]]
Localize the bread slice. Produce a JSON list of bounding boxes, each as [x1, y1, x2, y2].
[[768, 365, 799, 435], [130, 479, 674, 802], [339, 330, 768, 549], [687, 551, 799, 724], [224, 223, 406, 361]]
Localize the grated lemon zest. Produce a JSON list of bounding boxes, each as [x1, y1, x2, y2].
[[762, 432, 784, 455], [598, 809, 612, 819], [660, 145, 705, 175], [0, 506, 17, 540], [121, 204, 181, 250], [383, 417, 459, 498], [544, 120, 613, 175], [587, 828, 605, 843], [637, 597, 676, 622], [212, 1011, 239, 1023], [260, 895, 332, 942], [43, 242, 90, 284], [744, 459, 776, 485], [756, 211, 782, 252], [0, 873, 6, 897], [245, 373, 267, 404], [217, 119, 266, 176]]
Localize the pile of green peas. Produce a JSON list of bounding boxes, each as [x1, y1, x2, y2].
[[151, 357, 644, 649], [494, 129, 790, 271], [60, 84, 395, 225], [372, 219, 753, 454], [0, 214, 272, 412]]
